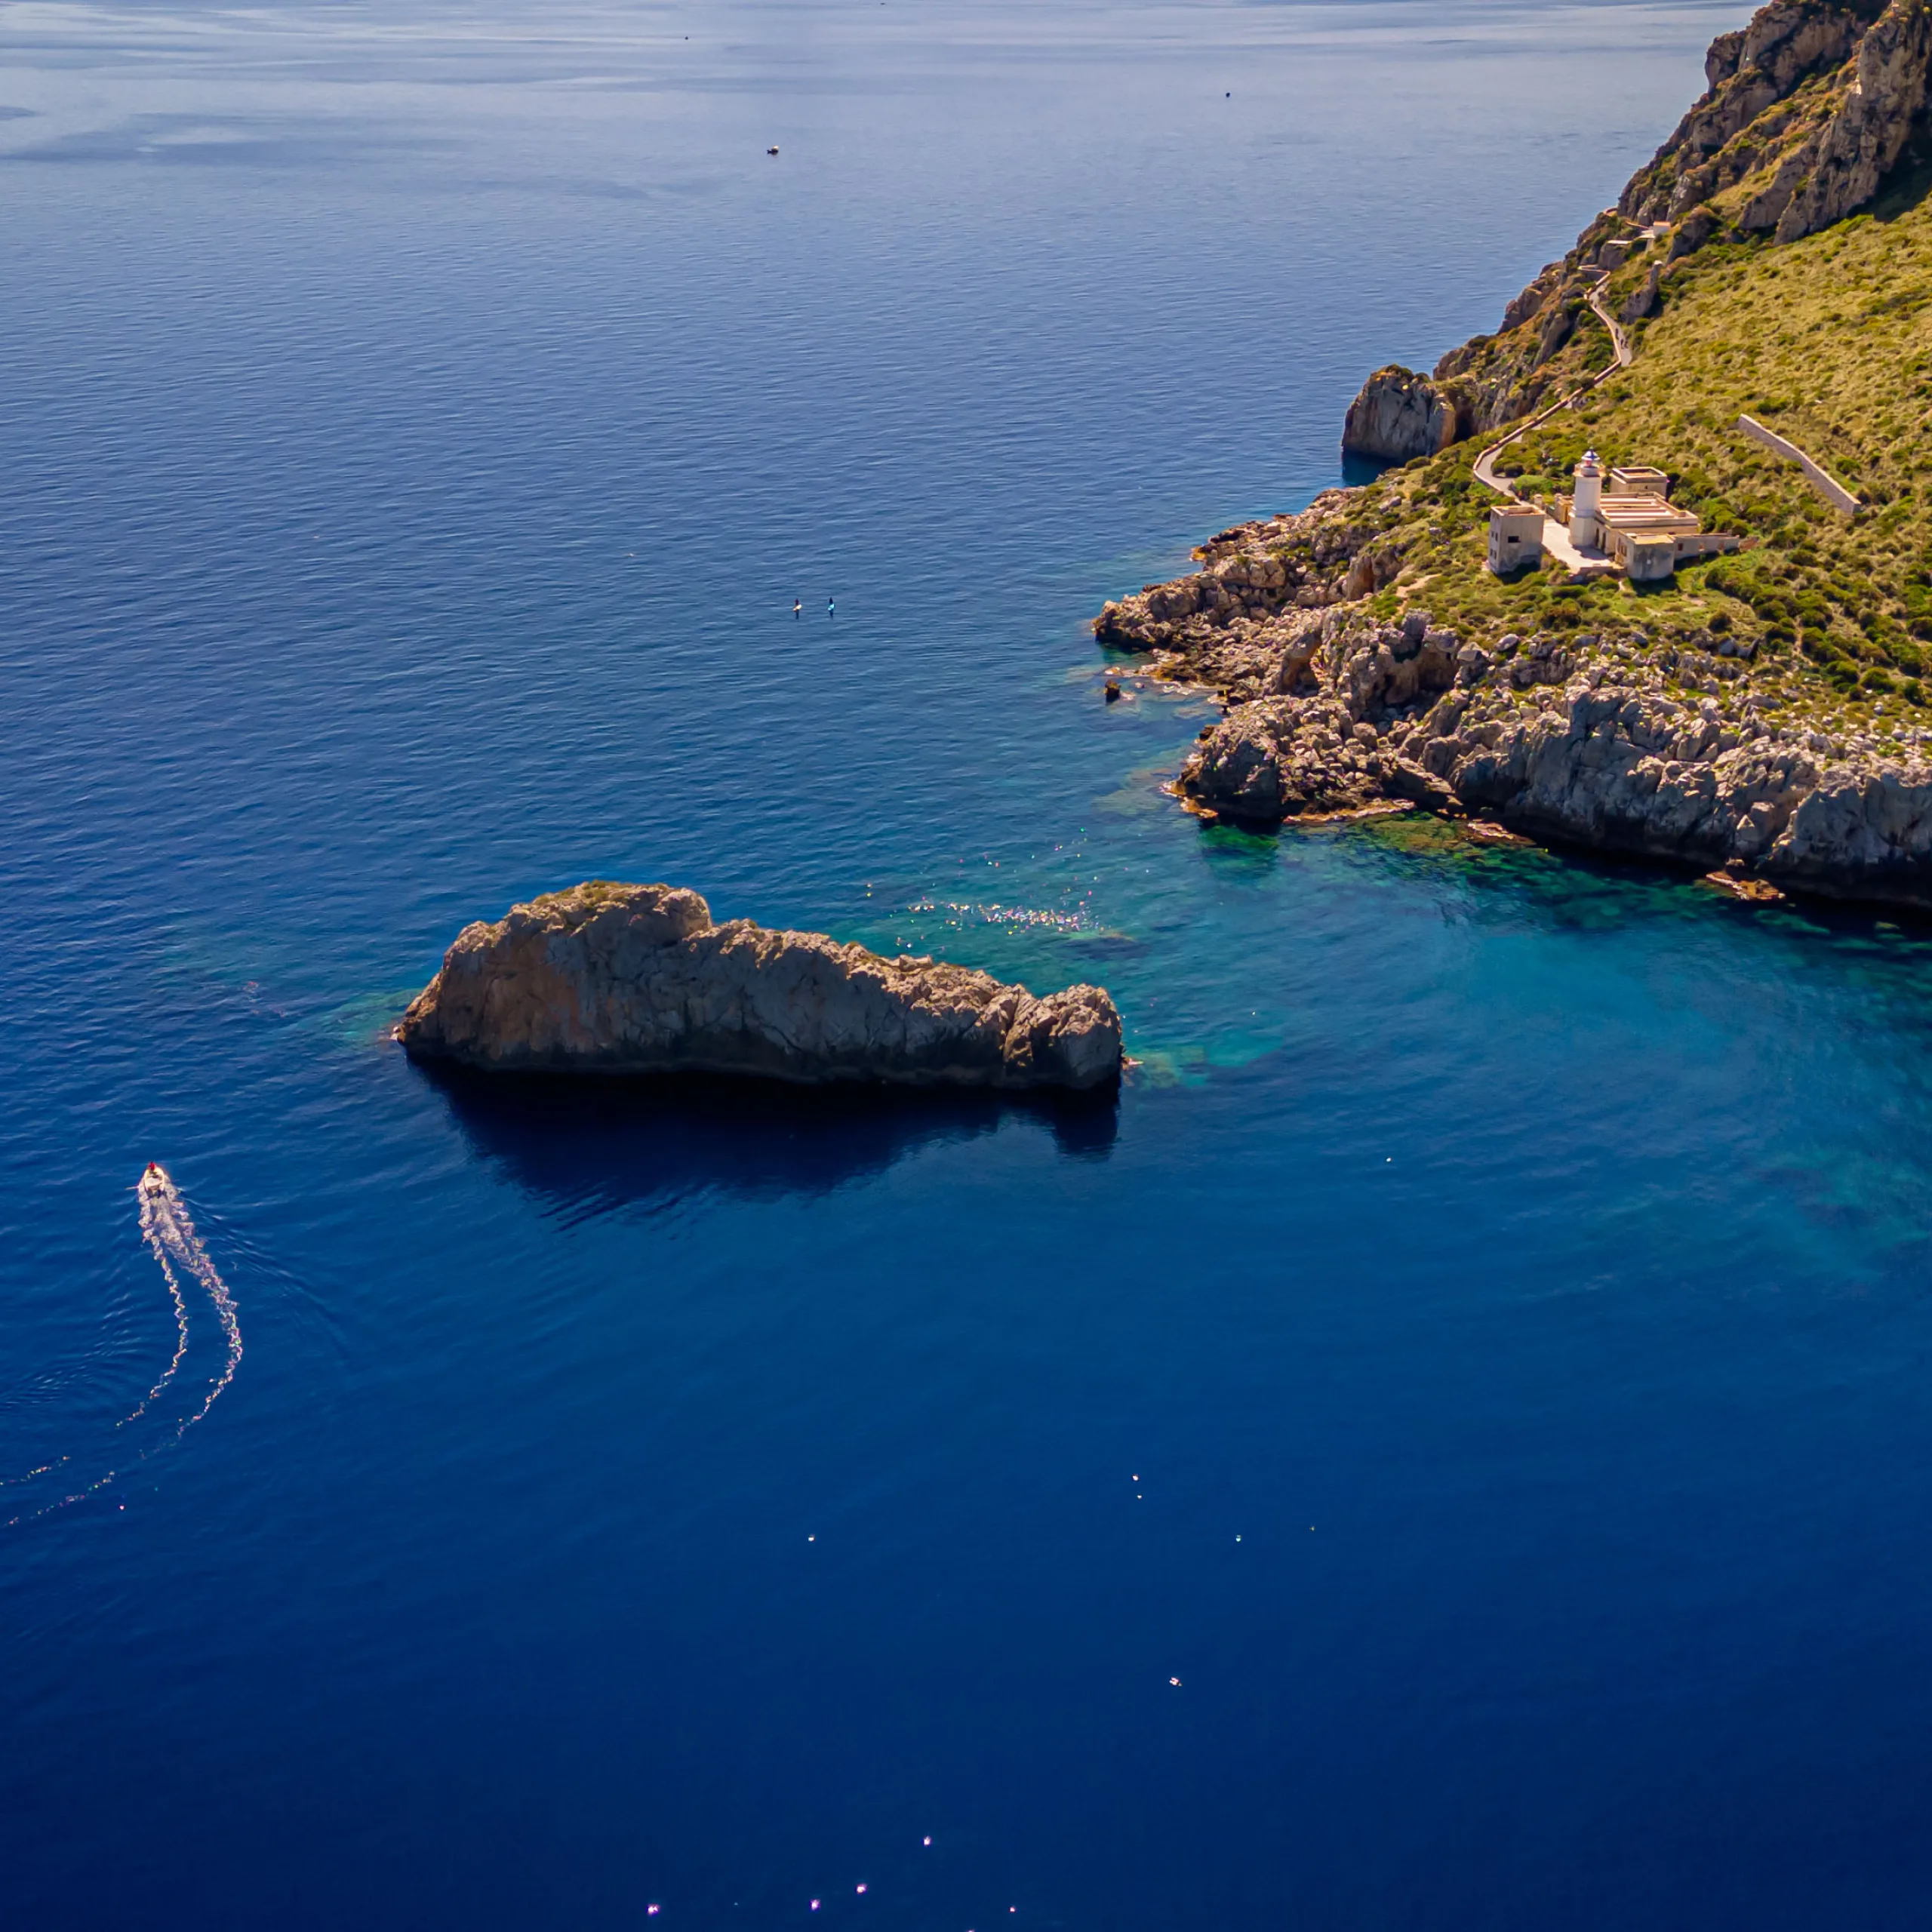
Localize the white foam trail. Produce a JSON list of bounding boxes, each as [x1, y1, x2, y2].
[[3, 1165, 243, 1526], [137, 1165, 242, 1430], [124, 1199, 192, 1426]]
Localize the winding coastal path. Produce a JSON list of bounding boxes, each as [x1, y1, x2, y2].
[[1470, 275, 1633, 507], [1467, 275, 1636, 574]]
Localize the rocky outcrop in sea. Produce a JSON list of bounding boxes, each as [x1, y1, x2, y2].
[[1340, 365, 1462, 463], [397, 881, 1124, 1090]]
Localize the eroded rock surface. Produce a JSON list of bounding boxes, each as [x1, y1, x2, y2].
[[1340, 365, 1461, 463], [397, 882, 1123, 1090], [1647, 0, 1930, 243], [1364, 0, 1932, 442], [1094, 497, 1400, 693], [1128, 600, 1932, 906]]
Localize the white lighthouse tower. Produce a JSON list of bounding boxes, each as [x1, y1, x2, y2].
[[1569, 450, 1604, 551]]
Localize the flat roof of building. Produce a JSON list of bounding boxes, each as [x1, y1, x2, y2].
[[1598, 492, 1700, 534]]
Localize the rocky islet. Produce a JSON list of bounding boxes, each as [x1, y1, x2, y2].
[[398, 881, 1124, 1091]]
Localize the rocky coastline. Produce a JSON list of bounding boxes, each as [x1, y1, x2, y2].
[[1096, 507, 1932, 906], [1096, 0, 1932, 909], [398, 881, 1124, 1091]]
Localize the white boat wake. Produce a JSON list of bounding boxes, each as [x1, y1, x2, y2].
[[136, 1163, 242, 1428], [3, 1164, 244, 1526]]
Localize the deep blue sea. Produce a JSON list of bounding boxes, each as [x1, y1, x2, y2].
[[10, 2, 1932, 1925]]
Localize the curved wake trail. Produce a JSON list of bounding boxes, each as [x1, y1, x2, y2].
[[124, 1215, 191, 1426], [3, 1165, 243, 1526], [137, 1166, 242, 1428]]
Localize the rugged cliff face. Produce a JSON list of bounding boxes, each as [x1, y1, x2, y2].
[[1164, 601, 1932, 906], [1102, 550, 1932, 900], [1340, 365, 1463, 463], [1341, 0, 1932, 445], [1633, 0, 1931, 242], [397, 881, 1124, 1091]]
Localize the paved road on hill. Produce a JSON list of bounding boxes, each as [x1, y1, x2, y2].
[[1470, 272, 1634, 503]]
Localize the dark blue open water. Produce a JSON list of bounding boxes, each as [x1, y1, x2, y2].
[[8, 2, 1932, 1925]]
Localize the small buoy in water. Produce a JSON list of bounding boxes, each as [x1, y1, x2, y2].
[[1104, 681, 1121, 703]]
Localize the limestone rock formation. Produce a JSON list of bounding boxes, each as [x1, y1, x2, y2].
[[1340, 366, 1461, 463], [1152, 609, 1932, 907], [1626, 0, 1932, 238], [1629, 0, 1888, 226], [1619, 262, 1663, 321], [1740, 0, 1932, 241], [1353, 0, 1932, 446], [396, 881, 1123, 1091], [1093, 497, 1395, 692]]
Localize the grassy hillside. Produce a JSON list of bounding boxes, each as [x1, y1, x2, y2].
[[1342, 160, 1932, 740]]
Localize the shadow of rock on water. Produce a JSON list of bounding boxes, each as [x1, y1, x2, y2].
[[416, 1062, 1119, 1222], [1341, 451, 1399, 488]]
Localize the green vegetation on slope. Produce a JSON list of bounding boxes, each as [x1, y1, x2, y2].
[[1342, 162, 1932, 731]]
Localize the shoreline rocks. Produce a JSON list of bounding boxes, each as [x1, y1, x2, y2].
[[1087, 0, 1932, 910], [396, 881, 1124, 1091], [1128, 591, 1932, 906], [1093, 494, 1392, 690]]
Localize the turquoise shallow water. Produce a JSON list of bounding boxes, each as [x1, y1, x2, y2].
[[11, 2, 1932, 1927]]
